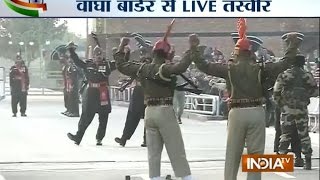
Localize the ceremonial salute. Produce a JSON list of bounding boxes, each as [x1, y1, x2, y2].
[[114, 20, 194, 180], [10, 54, 29, 117], [193, 18, 300, 180], [67, 36, 116, 146], [274, 33, 319, 170]]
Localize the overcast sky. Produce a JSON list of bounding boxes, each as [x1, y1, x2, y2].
[[61, 18, 93, 38]]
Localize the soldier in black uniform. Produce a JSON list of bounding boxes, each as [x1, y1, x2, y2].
[[10, 54, 29, 117], [67, 59, 80, 117], [115, 33, 152, 147], [61, 55, 71, 116], [67, 42, 116, 146]]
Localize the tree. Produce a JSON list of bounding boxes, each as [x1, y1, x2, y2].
[[0, 18, 68, 67]]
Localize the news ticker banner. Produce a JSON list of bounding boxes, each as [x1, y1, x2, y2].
[[0, 0, 319, 17]]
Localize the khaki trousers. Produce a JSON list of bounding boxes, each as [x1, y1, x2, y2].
[[145, 105, 191, 178], [225, 107, 265, 180]]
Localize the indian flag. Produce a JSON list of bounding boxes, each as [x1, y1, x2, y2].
[[4, 0, 47, 17]]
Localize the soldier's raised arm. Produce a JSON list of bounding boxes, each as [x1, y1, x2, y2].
[[114, 37, 148, 77], [67, 42, 86, 69], [264, 32, 302, 79], [192, 34, 228, 79], [160, 34, 198, 77]]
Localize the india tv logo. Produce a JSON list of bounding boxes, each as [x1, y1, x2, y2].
[[4, 0, 47, 17]]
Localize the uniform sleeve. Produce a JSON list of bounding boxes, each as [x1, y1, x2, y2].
[[264, 40, 299, 79], [114, 51, 149, 78], [305, 72, 319, 97], [193, 56, 228, 78], [70, 51, 86, 69], [273, 73, 285, 106], [161, 50, 193, 77]]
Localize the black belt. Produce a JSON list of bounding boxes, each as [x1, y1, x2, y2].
[[146, 97, 173, 106]]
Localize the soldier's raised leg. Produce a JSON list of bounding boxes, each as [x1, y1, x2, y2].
[[68, 110, 95, 145]]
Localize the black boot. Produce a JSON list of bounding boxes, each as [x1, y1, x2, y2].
[[141, 141, 147, 147], [304, 155, 312, 170], [67, 133, 80, 145], [12, 114, 17, 117], [96, 140, 103, 146], [21, 113, 27, 117], [178, 116, 182, 124], [294, 158, 304, 167], [115, 137, 126, 147]]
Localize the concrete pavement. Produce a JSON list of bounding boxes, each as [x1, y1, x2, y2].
[[0, 96, 319, 180]]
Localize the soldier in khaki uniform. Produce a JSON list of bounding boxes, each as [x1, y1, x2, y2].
[[193, 18, 300, 180], [114, 21, 195, 180]]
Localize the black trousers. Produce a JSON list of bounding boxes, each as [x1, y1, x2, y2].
[[11, 92, 27, 114], [274, 106, 302, 158], [63, 89, 69, 112], [68, 90, 79, 115], [121, 86, 146, 141], [76, 105, 109, 142]]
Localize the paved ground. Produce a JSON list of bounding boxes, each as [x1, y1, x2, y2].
[[0, 96, 319, 180]]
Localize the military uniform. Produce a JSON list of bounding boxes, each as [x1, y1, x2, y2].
[[61, 61, 70, 115], [114, 32, 194, 179], [274, 58, 319, 170], [10, 56, 29, 117], [274, 104, 304, 167], [66, 60, 80, 117], [193, 20, 299, 180], [115, 80, 147, 147], [67, 44, 116, 145]]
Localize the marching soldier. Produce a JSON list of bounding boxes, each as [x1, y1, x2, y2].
[[274, 49, 319, 170], [10, 54, 29, 117], [114, 20, 194, 180], [67, 41, 116, 146], [193, 18, 300, 180], [115, 79, 147, 147], [115, 33, 152, 148]]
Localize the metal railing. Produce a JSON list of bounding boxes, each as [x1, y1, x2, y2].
[[109, 86, 222, 116], [0, 67, 5, 101], [109, 86, 133, 102], [185, 94, 220, 116]]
